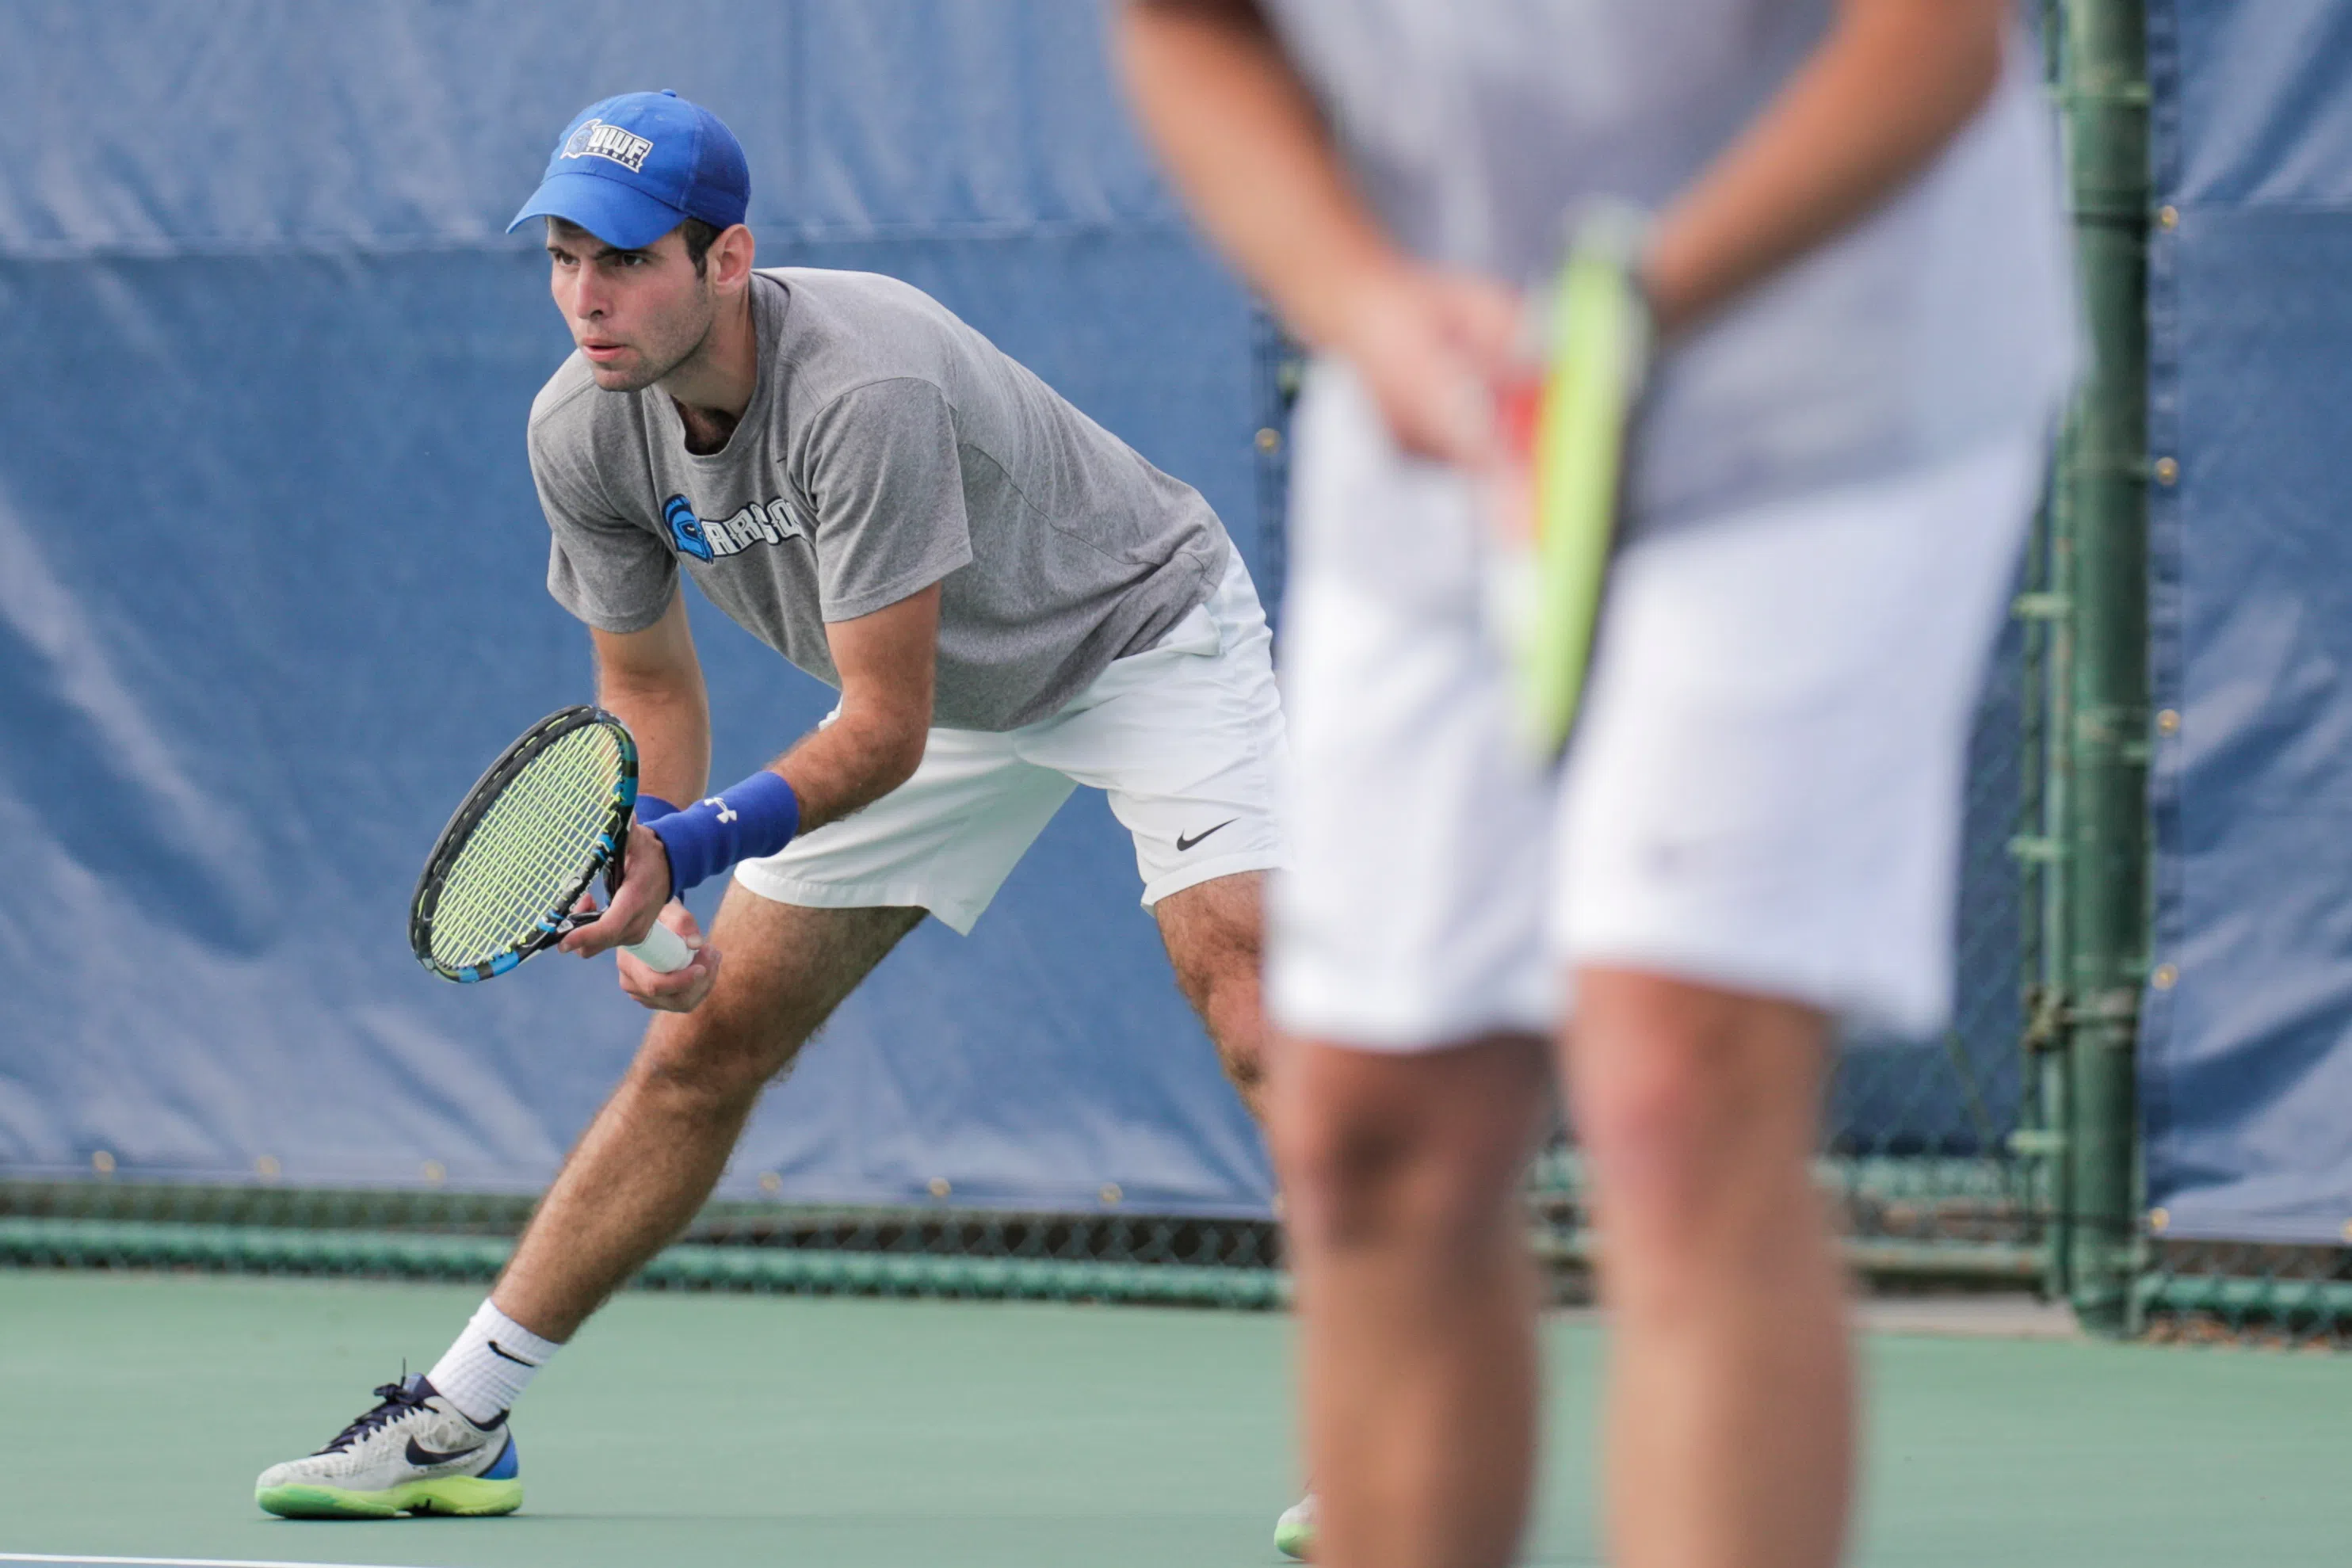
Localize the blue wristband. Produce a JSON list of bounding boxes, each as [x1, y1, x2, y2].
[[633, 792, 682, 824], [644, 770, 800, 895]]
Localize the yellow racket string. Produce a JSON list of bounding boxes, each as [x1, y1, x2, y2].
[[430, 724, 626, 967]]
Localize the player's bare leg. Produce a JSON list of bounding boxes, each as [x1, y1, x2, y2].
[[494, 890, 926, 1340], [1566, 968, 1852, 1568], [1272, 1034, 1551, 1568], [1154, 870, 1270, 1118]]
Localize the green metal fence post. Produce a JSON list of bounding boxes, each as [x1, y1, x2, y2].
[[2052, 0, 2152, 1337]]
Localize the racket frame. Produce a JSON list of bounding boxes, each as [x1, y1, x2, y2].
[[1520, 205, 1652, 762], [410, 704, 643, 983]]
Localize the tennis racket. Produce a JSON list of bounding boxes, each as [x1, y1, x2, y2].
[[410, 705, 692, 982], [1487, 205, 1652, 764]]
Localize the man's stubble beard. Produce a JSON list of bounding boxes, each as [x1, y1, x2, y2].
[[598, 287, 719, 394]]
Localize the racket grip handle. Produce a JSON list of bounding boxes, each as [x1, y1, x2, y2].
[[624, 919, 693, 974]]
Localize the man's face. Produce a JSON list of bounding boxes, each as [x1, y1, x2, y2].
[[544, 219, 714, 391]]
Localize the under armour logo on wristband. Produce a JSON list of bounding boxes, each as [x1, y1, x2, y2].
[[647, 770, 800, 895]]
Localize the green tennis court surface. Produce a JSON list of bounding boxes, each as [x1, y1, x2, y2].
[[2, 1272, 2344, 1566]]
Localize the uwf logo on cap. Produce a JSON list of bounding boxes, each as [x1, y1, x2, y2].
[[562, 120, 655, 174], [510, 90, 751, 252]]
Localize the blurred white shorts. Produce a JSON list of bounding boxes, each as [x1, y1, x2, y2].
[[734, 550, 1286, 934], [1270, 364, 2044, 1048]]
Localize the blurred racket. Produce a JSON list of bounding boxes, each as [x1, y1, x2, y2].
[[410, 704, 691, 982], [1487, 205, 1652, 764]]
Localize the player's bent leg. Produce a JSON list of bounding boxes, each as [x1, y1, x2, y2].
[[1153, 871, 1269, 1118], [255, 892, 926, 1520], [495, 891, 927, 1341], [1562, 968, 1852, 1568], [1273, 1033, 1550, 1568]]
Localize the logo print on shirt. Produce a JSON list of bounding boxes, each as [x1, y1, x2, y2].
[[660, 494, 808, 564], [561, 119, 655, 173], [662, 495, 714, 562]]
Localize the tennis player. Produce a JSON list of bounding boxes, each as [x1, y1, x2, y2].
[[1120, 2, 2077, 1564], [254, 89, 1288, 1520]]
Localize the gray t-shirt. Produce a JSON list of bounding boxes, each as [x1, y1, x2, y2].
[[530, 269, 1230, 731], [1262, 0, 2081, 528]]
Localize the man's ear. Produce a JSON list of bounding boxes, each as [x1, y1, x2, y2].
[[712, 223, 757, 288]]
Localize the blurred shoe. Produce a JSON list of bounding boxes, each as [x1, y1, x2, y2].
[[254, 1374, 521, 1518], [1274, 1490, 1315, 1559]]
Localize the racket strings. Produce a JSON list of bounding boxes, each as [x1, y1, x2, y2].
[[429, 725, 627, 967]]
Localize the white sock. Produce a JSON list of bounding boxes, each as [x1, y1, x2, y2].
[[426, 1298, 563, 1425]]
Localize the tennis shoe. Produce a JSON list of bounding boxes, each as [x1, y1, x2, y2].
[[1274, 1490, 1315, 1559], [254, 1373, 521, 1519]]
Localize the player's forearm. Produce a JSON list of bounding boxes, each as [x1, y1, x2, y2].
[[769, 706, 926, 837], [590, 593, 712, 809], [1642, 0, 2010, 336], [1117, 0, 1409, 349], [598, 672, 710, 811]]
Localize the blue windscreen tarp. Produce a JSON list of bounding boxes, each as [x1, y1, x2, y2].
[[0, 1, 1275, 1213], [2, 0, 2063, 1215], [2140, 0, 2352, 1242]]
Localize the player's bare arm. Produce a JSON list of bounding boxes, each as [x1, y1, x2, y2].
[[593, 588, 713, 809], [1121, 0, 2011, 460], [1640, 0, 2010, 334], [564, 586, 941, 986], [1117, 0, 1518, 466], [535, 590, 723, 1009]]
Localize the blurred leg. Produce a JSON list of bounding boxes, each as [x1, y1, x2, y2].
[[1273, 1032, 1551, 1568], [1565, 968, 1853, 1568]]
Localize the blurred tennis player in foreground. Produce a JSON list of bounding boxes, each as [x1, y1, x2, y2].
[[1121, 2, 2076, 1564], [254, 89, 1288, 1520]]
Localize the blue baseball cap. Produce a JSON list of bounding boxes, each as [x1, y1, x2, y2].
[[508, 90, 749, 251]]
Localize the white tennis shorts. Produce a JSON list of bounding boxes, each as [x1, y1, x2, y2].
[[734, 550, 1287, 933], [1270, 364, 2047, 1048]]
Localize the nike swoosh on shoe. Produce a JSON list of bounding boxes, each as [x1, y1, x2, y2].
[[405, 1435, 487, 1467]]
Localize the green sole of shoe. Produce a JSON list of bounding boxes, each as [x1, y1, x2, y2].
[[256, 1475, 522, 1519]]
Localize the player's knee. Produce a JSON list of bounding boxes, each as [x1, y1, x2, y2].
[[1274, 1075, 1522, 1254], [1167, 937, 1267, 1095], [634, 1009, 797, 1112], [1575, 1024, 1810, 1275]]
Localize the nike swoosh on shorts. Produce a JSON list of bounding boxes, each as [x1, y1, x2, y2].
[[1177, 820, 1237, 853]]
